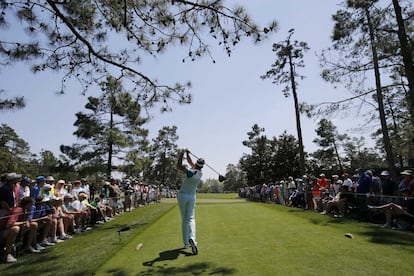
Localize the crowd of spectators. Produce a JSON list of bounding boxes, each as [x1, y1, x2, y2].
[[0, 173, 162, 263], [239, 168, 414, 230]]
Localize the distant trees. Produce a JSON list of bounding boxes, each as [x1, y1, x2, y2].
[[238, 124, 301, 183], [319, 0, 414, 177], [146, 126, 182, 188]]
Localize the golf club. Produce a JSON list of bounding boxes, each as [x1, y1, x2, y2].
[[187, 151, 226, 182]]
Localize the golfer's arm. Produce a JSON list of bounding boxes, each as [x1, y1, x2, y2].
[[186, 152, 195, 168], [177, 151, 186, 173]]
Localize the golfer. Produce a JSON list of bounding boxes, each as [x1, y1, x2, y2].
[[176, 149, 204, 255]]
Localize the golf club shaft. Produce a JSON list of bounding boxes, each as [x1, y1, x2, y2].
[[188, 152, 222, 176]]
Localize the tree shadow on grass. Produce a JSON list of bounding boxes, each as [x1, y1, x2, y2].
[[358, 225, 414, 251], [138, 262, 237, 276], [106, 261, 237, 276], [106, 248, 237, 275]]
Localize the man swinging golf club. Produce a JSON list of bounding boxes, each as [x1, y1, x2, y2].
[[176, 149, 204, 255]]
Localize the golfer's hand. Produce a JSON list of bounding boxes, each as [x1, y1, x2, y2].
[[184, 148, 190, 154]]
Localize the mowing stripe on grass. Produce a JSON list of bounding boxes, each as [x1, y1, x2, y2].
[[95, 196, 414, 276]]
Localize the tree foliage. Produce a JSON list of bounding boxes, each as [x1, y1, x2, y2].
[[261, 29, 308, 174], [145, 125, 182, 188], [61, 76, 148, 177], [0, 0, 277, 111]]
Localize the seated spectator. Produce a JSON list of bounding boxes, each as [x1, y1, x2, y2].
[[0, 196, 40, 262], [368, 189, 414, 229], [321, 184, 349, 217], [98, 193, 113, 219], [19, 177, 31, 200], [47, 196, 65, 243], [62, 194, 82, 234], [54, 179, 68, 198], [53, 197, 73, 239], [70, 194, 90, 232], [78, 193, 98, 226], [90, 197, 107, 223], [30, 196, 55, 248]]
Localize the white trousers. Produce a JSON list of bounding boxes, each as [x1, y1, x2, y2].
[[177, 193, 196, 247]]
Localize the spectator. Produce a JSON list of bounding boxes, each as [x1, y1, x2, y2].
[[368, 189, 414, 229], [398, 170, 413, 195], [19, 177, 31, 200], [380, 170, 396, 203], [303, 175, 314, 211], [1, 196, 41, 257], [51, 196, 72, 240], [0, 173, 21, 220], [123, 181, 134, 211], [45, 176, 56, 195], [78, 192, 97, 226], [31, 176, 45, 200], [341, 173, 353, 192], [47, 196, 65, 244], [54, 179, 68, 198], [321, 184, 349, 217], [30, 196, 55, 248], [80, 178, 90, 198], [331, 175, 339, 193], [71, 180, 84, 198], [42, 183, 54, 200], [62, 194, 82, 234], [287, 176, 296, 195], [70, 194, 89, 233], [355, 169, 373, 220], [312, 177, 322, 212]]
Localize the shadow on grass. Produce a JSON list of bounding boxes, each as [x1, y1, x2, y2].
[[358, 225, 414, 251], [106, 261, 237, 276], [142, 247, 193, 266]]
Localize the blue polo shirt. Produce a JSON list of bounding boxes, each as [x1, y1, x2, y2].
[[356, 173, 372, 194]]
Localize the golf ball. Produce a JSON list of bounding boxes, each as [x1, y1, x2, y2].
[[136, 243, 143, 251]]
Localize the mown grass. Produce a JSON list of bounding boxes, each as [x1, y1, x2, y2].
[[2, 194, 414, 275], [0, 202, 176, 276]]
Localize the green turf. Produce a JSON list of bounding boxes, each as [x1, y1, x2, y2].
[[2, 194, 414, 275]]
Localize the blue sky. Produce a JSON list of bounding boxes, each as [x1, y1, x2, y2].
[[1, 1, 370, 180]]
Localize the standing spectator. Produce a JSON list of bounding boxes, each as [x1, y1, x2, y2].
[[303, 176, 314, 210], [398, 170, 413, 195], [123, 181, 134, 212], [287, 176, 296, 195], [312, 177, 322, 212], [341, 173, 353, 192], [380, 170, 396, 203], [356, 169, 373, 220], [331, 175, 339, 193]]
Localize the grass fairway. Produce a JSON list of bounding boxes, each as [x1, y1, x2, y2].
[[2, 194, 414, 275]]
